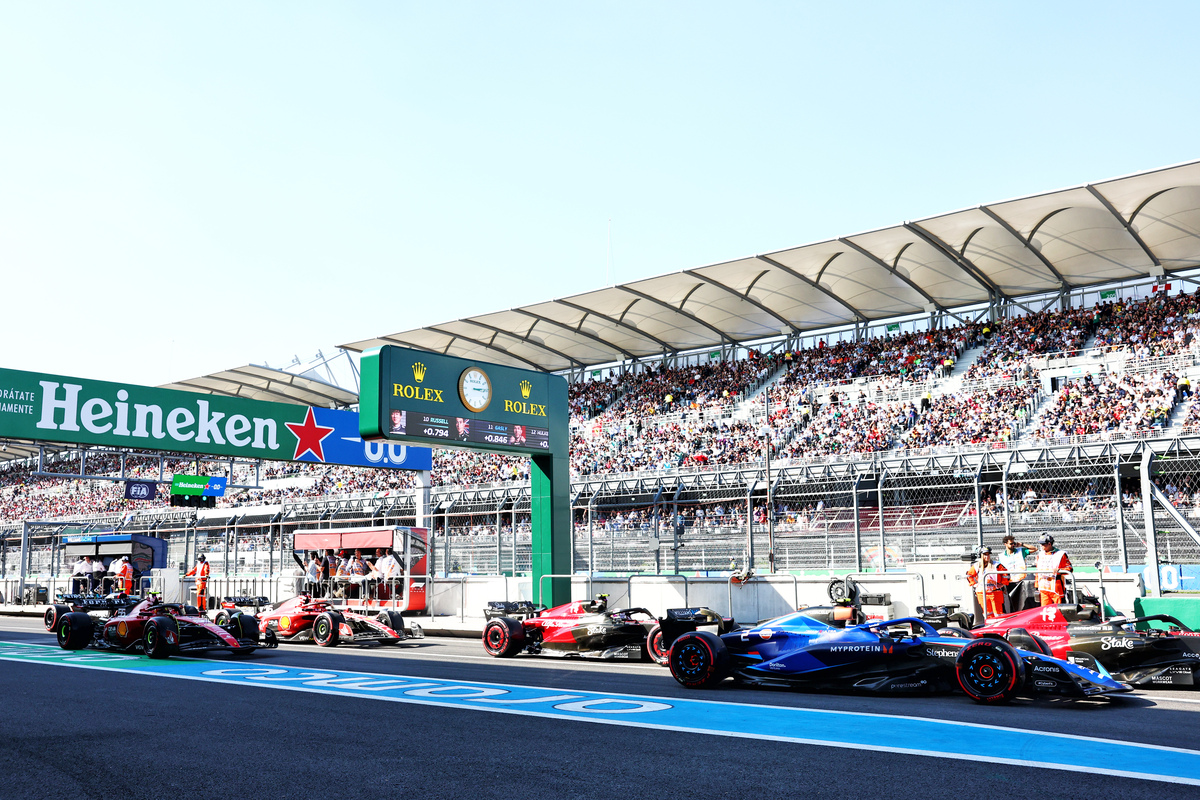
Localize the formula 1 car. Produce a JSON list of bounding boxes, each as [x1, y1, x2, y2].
[[963, 600, 1200, 688], [482, 595, 656, 660], [244, 594, 423, 647], [54, 595, 270, 658], [665, 612, 1132, 703], [43, 592, 152, 632]]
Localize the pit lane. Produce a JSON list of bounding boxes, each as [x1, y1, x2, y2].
[[2, 617, 1198, 800]]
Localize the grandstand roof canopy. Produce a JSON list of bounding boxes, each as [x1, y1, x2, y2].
[[342, 160, 1200, 373], [158, 365, 358, 409]]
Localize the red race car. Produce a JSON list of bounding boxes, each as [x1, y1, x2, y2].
[[239, 594, 424, 647], [481, 594, 736, 662], [54, 594, 269, 658], [946, 593, 1200, 688]]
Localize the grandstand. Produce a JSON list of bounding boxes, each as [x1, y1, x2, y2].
[[4, 160, 1200, 588]]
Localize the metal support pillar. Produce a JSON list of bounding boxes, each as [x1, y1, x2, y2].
[[1114, 458, 1128, 572], [587, 496, 596, 575], [974, 471, 985, 549], [1140, 448, 1161, 597], [852, 476, 862, 573], [495, 504, 504, 575], [877, 471, 887, 573], [745, 480, 758, 570], [18, 521, 30, 598], [530, 452, 571, 607]]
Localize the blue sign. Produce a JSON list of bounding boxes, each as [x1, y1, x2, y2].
[[124, 480, 158, 501], [304, 407, 433, 471]]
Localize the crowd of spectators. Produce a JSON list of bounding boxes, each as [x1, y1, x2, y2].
[[1031, 370, 1179, 440], [1093, 289, 1200, 359], [904, 385, 1039, 448], [963, 307, 1093, 382]]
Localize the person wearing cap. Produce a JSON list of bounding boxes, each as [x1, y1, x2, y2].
[[110, 556, 134, 595], [966, 546, 1009, 619], [185, 554, 211, 611], [1035, 534, 1072, 606], [996, 534, 1032, 612]]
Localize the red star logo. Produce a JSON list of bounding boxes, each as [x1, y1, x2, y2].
[[285, 407, 335, 462]]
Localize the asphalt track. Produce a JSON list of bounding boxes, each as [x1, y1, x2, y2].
[[2, 617, 1200, 800]]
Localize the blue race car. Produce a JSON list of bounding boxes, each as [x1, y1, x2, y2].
[[664, 612, 1131, 703]]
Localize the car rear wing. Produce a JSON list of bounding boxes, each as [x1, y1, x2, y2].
[[221, 596, 272, 610], [484, 601, 546, 621], [58, 594, 139, 611], [658, 607, 736, 648]]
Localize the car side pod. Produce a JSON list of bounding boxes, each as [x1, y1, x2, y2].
[[955, 638, 1024, 703], [669, 630, 731, 689]]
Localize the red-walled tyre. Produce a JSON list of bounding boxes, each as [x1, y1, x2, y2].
[[646, 624, 670, 666], [669, 630, 730, 689], [482, 617, 525, 657], [44, 604, 71, 632], [956, 637, 1024, 703]]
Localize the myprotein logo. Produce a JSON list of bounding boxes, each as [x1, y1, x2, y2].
[[36, 382, 280, 452]]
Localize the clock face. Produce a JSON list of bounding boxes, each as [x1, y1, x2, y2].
[[458, 367, 492, 413]]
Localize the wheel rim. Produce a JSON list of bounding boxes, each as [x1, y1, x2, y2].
[[485, 625, 507, 652], [59, 621, 70, 643], [315, 618, 329, 641], [650, 631, 665, 660], [146, 626, 157, 650], [674, 639, 711, 680], [964, 648, 1010, 695]]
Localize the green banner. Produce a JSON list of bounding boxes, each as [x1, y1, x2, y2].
[[886, 323, 900, 333], [0, 366, 428, 469], [1100, 289, 1117, 300]]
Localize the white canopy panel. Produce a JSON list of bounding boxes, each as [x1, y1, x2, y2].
[[342, 160, 1200, 372]]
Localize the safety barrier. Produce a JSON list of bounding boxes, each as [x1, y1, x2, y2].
[[626, 574, 689, 609]]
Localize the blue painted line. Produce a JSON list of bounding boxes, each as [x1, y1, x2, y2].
[[2, 642, 1197, 786]]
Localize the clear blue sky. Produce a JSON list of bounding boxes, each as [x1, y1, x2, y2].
[[3, 2, 1198, 387]]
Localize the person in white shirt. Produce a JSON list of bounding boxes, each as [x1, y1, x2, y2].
[[996, 534, 1032, 612], [91, 558, 107, 591], [71, 556, 92, 593], [373, 548, 402, 600]]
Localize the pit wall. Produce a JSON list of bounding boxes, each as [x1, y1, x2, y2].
[[427, 566, 1146, 623]]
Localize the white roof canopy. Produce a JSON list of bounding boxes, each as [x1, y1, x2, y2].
[[342, 160, 1200, 372]]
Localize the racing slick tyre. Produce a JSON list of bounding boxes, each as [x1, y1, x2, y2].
[[232, 612, 260, 642], [1004, 628, 1053, 656], [669, 630, 730, 689], [646, 623, 670, 666], [956, 637, 1024, 704], [44, 604, 71, 632], [377, 610, 405, 638], [482, 617, 525, 658], [313, 611, 343, 647], [828, 576, 856, 603], [56, 612, 94, 650], [144, 616, 179, 659], [213, 610, 231, 626]]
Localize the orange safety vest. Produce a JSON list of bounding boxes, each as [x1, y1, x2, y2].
[[115, 562, 133, 593], [186, 561, 210, 586], [966, 561, 1009, 594], [1035, 549, 1070, 594]]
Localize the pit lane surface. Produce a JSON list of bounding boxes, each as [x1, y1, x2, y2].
[[2, 617, 1199, 800]]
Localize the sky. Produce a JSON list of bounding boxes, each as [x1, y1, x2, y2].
[[2, 2, 1199, 389]]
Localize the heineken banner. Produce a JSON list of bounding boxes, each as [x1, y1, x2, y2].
[[171, 475, 227, 497], [0, 367, 432, 471]]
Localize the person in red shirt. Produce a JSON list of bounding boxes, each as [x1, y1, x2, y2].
[[185, 554, 211, 611]]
